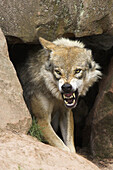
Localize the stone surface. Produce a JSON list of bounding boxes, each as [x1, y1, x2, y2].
[[0, 131, 100, 170], [0, 0, 113, 43], [91, 57, 113, 159], [75, 0, 113, 37], [0, 28, 32, 133]]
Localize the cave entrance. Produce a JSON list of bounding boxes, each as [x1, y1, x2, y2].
[[7, 34, 113, 154]]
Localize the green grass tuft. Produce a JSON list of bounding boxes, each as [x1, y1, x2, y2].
[[18, 165, 22, 170], [28, 117, 46, 142]]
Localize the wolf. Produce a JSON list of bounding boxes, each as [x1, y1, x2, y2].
[[19, 37, 102, 153]]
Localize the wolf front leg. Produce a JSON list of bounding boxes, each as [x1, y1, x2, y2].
[[60, 109, 75, 153], [31, 95, 70, 152], [37, 119, 71, 152]]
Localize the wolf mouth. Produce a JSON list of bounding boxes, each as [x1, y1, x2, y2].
[[62, 90, 78, 108]]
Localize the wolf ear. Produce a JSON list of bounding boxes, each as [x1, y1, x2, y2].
[[39, 37, 56, 50]]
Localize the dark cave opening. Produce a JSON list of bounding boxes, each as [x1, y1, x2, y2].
[[7, 34, 113, 153]]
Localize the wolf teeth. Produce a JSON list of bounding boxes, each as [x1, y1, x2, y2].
[[64, 99, 76, 106], [64, 100, 68, 104], [63, 94, 66, 99], [63, 93, 75, 99], [70, 95, 73, 99], [73, 93, 75, 98]]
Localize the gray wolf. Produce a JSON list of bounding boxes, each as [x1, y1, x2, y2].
[[19, 37, 102, 152]]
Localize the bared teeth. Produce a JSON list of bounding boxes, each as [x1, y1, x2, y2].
[[63, 94, 66, 99], [64, 100, 68, 105], [64, 99, 76, 106], [73, 93, 75, 98], [63, 93, 75, 99], [62, 90, 78, 108], [63, 92, 76, 106]]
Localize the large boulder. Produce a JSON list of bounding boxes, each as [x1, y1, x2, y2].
[[91, 57, 113, 159], [0, 0, 113, 43], [0, 131, 100, 170], [75, 0, 113, 37], [0, 28, 32, 133]]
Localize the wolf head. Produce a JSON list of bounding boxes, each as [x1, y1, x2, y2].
[[39, 37, 102, 108]]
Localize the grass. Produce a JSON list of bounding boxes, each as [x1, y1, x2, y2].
[[28, 117, 46, 143], [18, 165, 22, 170]]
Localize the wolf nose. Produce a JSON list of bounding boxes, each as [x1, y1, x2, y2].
[[62, 83, 72, 93]]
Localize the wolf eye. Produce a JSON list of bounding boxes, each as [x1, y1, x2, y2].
[[74, 69, 82, 74], [54, 70, 62, 76]]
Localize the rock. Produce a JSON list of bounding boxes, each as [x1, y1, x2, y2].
[[0, 0, 112, 43], [96, 159, 113, 170], [91, 57, 113, 159], [0, 131, 100, 170], [75, 0, 113, 37], [0, 28, 32, 133]]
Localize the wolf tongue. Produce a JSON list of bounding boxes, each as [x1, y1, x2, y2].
[[67, 98, 73, 104], [65, 93, 73, 97]]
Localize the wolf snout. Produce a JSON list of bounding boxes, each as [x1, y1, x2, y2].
[[62, 83, 72, 93]]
